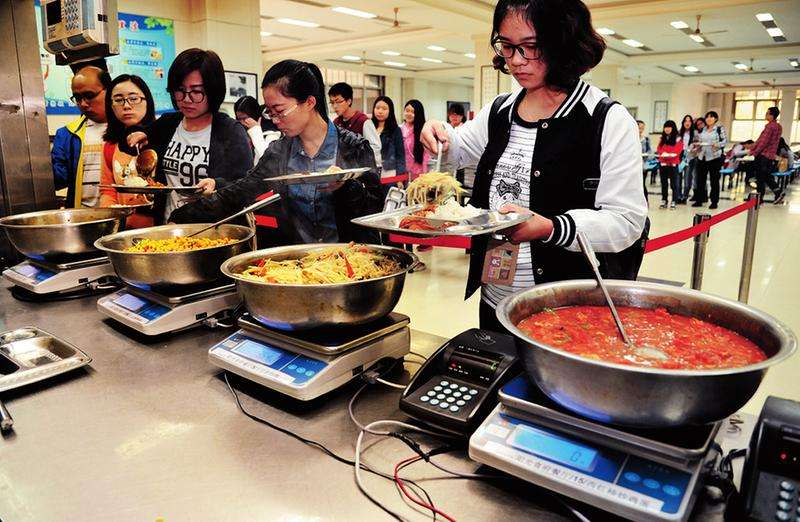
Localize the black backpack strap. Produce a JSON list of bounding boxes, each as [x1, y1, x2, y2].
[[592, 97, 619, 176]]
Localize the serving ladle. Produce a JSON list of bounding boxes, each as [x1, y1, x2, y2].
[[185, 193, 282, 238], [134, 144, 158, 179], [576, 232, 668, 361]]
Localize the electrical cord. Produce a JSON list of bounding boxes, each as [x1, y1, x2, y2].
[[394, 456, 458, 522], [223, 372, 437, 522]]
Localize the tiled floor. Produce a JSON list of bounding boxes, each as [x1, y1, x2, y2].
[[394, 179, 800, 416]]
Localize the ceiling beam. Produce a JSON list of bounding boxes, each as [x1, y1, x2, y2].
[[589, 0, 790, 21], [261, 26, 446, 62], [626, 43, 800, 64]]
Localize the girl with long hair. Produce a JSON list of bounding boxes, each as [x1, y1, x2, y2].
[[402, 99, 430, 179], [656, 120, 683, 209]]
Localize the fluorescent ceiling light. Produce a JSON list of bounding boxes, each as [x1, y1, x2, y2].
[[384, 61, 406, 67], [767, 27, 784, 37], [756, 13, 774, 22], [734, 62, 749, 70], [427, 45, 446, 52], [421, 57, 442, 63], [332, 6, 376, 19], [670, 21, 689, 29], [276, 18, 320, 28], [596, 27, 615, 35], [464, 53, 476, 59], [791, 59, 799, 67], [381, 50, 401, 56], [683, 65, 700, 73], [622, 39, 644, 48], [260, 31, 272, 37], [341, 55, 361, 61], [689, 34, 705, 43]]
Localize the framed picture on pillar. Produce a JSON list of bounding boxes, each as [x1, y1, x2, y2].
[[653, 100, 669, 130], [224, 70, 259, 104]]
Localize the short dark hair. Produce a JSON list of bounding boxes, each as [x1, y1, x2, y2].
[[234, 95, 261, 120], [262, 60, 328, 122], [636, 120, 645, 126], [167, 48, 226, 112], [767, 106, 780, 118], [743, 140, 755, 145], [328, 82, 354, 103], [705, 110, 719, 120], [448, 103, 466, 123], [491, 0, 605, 91], [103, 74, 156, 146]]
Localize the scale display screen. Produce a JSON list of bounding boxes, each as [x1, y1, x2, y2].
[[233, 340, 283, 367], [510, 425, 598, 472], [13, 263, 56, 283], [114, 293, 149, 312]]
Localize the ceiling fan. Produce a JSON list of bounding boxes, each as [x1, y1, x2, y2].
[[672, 15, 728, 47]]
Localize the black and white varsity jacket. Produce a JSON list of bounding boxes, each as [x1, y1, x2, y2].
[[446, 80, 649, 300]]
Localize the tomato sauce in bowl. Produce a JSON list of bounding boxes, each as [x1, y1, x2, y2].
[[515, 306, 767, 370]]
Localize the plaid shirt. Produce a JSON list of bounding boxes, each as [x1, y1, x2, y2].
[[751, 120, 783, 160]]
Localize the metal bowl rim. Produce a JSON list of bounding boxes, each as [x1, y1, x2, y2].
[[221, 243, 419, 288], [93, 223, 255, 255], [496, 279, 797, 377], [0, 208, 124, 229]]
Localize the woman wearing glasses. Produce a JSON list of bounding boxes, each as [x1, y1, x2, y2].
[[127, 48, 253, 223], [98, 74, 156, 228], [421, 0, 648, 332], [170, 60, 383, 246]]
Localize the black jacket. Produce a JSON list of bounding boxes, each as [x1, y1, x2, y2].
[[170, 126, 383, 244], [128, 112, 253, 224]]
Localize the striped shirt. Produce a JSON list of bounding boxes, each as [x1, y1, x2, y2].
[[481, 114, 537, 307]]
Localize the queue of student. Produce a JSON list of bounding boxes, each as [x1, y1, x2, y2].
[[639, 109, 788, 209]]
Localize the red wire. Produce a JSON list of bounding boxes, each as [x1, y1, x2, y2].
[[393, 456, 458, 522]]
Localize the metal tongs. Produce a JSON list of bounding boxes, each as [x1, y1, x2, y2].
[[186, 194, 282, 237]]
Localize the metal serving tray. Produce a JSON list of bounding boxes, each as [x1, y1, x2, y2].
[[102, 184, 202, 195], [351, 205, 529, 238], [0, 327, 92, 392], [266, 167, 371, 185]]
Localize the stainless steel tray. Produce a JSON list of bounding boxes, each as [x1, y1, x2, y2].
[[0, 327, 92, 392], [351, 205, 530, 238], [266, 167, 370, 185], [102, 184, 202, 195]]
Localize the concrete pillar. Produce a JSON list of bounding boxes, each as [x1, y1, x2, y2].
[[779, 89, 797, 142]]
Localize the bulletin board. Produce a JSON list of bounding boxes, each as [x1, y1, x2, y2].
[[35, 2, 176, 115]]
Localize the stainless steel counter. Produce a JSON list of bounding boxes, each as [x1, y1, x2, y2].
[[0, 283, 580, 522]]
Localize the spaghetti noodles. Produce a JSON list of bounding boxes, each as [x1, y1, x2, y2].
[[406, 172, 465, 205], [239, 243, 402, 284], [125, 237, 236, 253]]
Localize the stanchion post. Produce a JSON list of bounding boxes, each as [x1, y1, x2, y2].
[[738, 192, 761, 303], [690, 214, 712, 290]]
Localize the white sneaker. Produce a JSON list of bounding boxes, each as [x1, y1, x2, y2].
[[669, 201, 676, 209]]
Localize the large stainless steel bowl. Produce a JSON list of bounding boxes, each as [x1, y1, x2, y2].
[[0, 208, 125, 260], [221, 244, 419, 331], [497, 280, 797, 428], [94, 224, 255, 290]]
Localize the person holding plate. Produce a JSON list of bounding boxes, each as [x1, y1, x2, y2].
[[170, 60, 383, 245], [421, 0, 648, 332]]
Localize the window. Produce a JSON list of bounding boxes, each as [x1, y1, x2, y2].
[[731, 90, 781, 142], [792, 98, 800, 145], [319, 67, 384, 115]]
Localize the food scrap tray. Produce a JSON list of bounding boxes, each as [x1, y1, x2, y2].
[[0, 327, 92, 392], [351, 205, 529, 238], [266, 167, 371, 185]]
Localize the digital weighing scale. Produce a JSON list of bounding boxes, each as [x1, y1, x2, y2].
[[209, 313, 411, 401], [469, 376, 722, 522], [3, 255, 118, 296], [97, 282, 240, 336]]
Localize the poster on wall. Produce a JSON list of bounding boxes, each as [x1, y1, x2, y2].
[[35, 2, 176, 116], [224, 71, 258, 104]]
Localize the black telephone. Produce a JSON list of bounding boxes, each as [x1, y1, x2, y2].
[[741, 396, 800, 521], [399, 329, 520, 435]]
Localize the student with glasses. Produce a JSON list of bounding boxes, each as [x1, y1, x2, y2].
[[127, 48, 252, 223], [51, 63, 112, 208], [420, 0, 648, 333], [97, 74, 156, 228], [170, 60, 384, 246]]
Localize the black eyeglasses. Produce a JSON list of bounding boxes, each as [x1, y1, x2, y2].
[[491, 38, 542, 61], [173, 88, 206, 103], [70, 90, 104, 103], [111, 95, 145, 107]]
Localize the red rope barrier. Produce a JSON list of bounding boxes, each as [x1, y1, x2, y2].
[[644, 198, 757, 253]]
